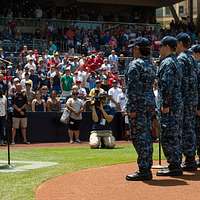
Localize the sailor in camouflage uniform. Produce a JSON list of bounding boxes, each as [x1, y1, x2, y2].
[[125, 37, 156, 181], [156, 36, 183, 176], [190, 44, 200, 168], [176, 33, 198, 171]]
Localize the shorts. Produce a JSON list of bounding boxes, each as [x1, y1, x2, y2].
[[12, 117, 28, 129], [68, 117, 81, 131]]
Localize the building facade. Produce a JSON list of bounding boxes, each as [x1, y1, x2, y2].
[[157, 0, 198, 27]]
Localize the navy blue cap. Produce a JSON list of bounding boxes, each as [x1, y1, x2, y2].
[[160, 36, 177, 48], [176, 32, 191, 44], [190, 44, 200, 53], [128, 37, 151, 48]]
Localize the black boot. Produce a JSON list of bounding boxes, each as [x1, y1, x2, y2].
[[156, 164, 183, 176], [126, 170, 152, 181], [182, 157, 197, 172]]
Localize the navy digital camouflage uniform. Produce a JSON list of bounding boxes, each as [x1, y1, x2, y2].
[[177, 50, 198, 160], [191, 45, 200, 159], [126, 56, 156, 172], [158, 53, 183, 169], [196, 60, 200, 158]]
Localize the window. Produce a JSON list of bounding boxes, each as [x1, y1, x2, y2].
[[165, 7, 171, 16], [179, 6, 184, 15], [156, 8, 163, 17]]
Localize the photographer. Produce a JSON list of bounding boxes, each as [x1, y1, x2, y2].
[[89, 93, 115, 149]]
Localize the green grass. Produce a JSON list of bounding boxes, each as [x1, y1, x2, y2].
[[0, 143, 164, 200]]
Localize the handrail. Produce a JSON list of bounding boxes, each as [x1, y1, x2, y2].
[[0, 17, 161, 31]]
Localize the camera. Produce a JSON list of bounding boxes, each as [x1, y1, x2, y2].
[[89, 93, 107, 107]]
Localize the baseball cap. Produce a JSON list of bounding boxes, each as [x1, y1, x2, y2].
[[25, 80, 32, 85], [7, 65, 12, 69], [190, 45, 200, 53], [176, 32, 191, 44], [96, 79, 101, 84], [13, 78, 20, 82], [76, 80, 82, 84], [128, 37, 151, 48], [160, 36, 177, 49]]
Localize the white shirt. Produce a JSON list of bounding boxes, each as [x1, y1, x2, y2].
[[78, 87, 87, 97], [101, 63, 112, 72], [108, 54, 119, 64], [67, 98, 84, 120], [0, 95, 7, 117], [24, 62, 37, 71], [108, 87, 122, 108], [117, 92, 127, 112]]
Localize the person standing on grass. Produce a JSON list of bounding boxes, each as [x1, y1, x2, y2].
[[66, 86, 84, 144], [12, 83, 30, 145]]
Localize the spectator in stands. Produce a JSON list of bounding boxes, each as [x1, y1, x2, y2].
[[75, 80, 87, 99], [51, 67, 61, 94], [0, 73, 7, 95], [48, 41, 57, 55], [108, 80, 121, 112], [32, 91, 46, 112], [24, 80, 35, 112], [87, 71, 97, 91], [20, 72, 32, 90], [108, 50, 119, 72], [38, 57, 47, 74], [54, 52, 61, 66], [24, 57, 36, 71], [99, 68, 109, 92], [60, 67, 73, 98], [12, 83, 29, 144], [100, 58, 112, 72], [9, 78, 20, 96], [118, 54, 126, 75], [116, 86, 130, 139], [26, 50, 35, 63], [15, 64, 23, 80], [47, 90, 61, 112], [19, 45, 28, 66], [77, 66, 88, 88], [0, 89, 7, 146], [22, 66, 30, 79], [29, 68, 39, 91], [40, 85, 49, 102], [89, 80, 105, 97], [66, 85, 84, 144]]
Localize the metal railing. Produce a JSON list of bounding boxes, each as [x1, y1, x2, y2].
[[0, 17, 161, 32], [0, 39, 48, 53]]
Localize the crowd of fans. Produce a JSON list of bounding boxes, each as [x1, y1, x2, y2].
[[0, 11, 199, 144], [0, 46, 129, 113], [1, 1, 154, 23]]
